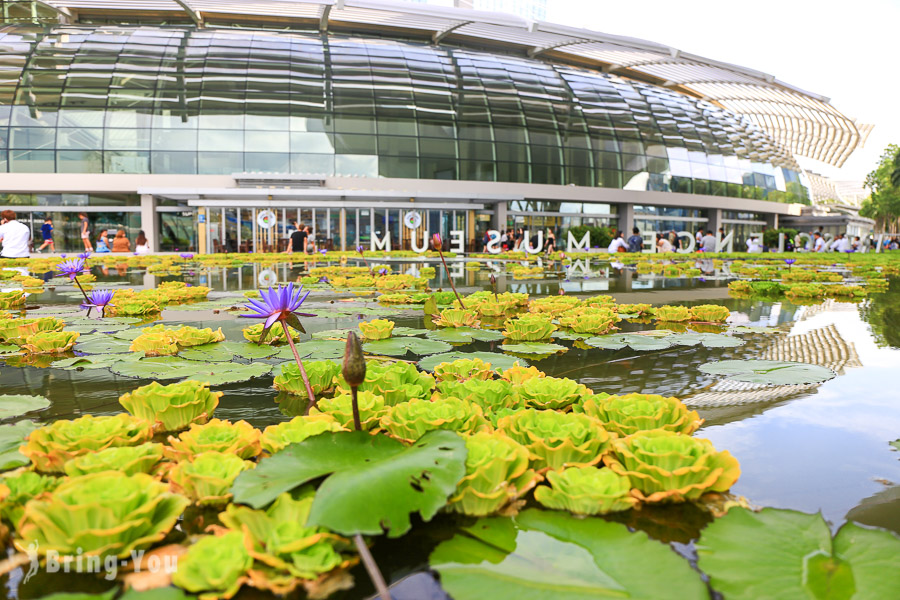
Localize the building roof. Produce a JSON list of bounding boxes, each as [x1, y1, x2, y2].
[[33, 0, 871, 167]]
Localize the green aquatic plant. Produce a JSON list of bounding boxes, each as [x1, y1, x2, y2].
[[614, 303, 653, 316], [172, 530, 252, 599], [575, 393, 703, 436], [503, 314, 557, 341], [433, 308, 480, 328], [380, 397, 489, 443], [433, 357, 494, 383], [242, 322, 302, 344], [0, 470, 59, 526], [21, 414, 153, 473], [131, 325, 225, 356], [16, 330, 80, 354], [0, 316, 64, 342], [558, 309, 618, 335], [0, 291, 26, 309], [63, 442, 164, 477], [166, 418, 262, 461], [653, 305, 692, 322], [515, 375, 592, 411], [16, 472, 188, 559], [603, 430, 740, 502], [689, 305, 731, 323], [359, 318, 395, 340], [534, 466, 638, 515], [447, 431, 540, 516], [128, 331, 178, 356], [168, 450, 255, 506], [118, 380, 222, 433], [498, 409, 612, 471], [435, 378, 518, 413], [260, 414, 346, 454], [528, 295, 580, 315], [273, 360, 341, 398], [500, 364, 546, 385], [336, 360, 435, 405], [309, 391, 388, 431]]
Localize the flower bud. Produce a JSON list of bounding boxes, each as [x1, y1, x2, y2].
[[342, 331, 367, 387], [433, 233, 442, 248]]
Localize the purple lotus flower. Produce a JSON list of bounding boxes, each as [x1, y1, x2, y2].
[[320, 249, 327, 255], [378, 268, 388, 276], [240, 283, 314, 343], [356, 245, 364, 254], [180, 253, 194, 260], [318, 276, 329, 283], [81, 289, 115, 316], [78, 251, 92, 259], [56, 258, 88, 281], [784, 259, 796, 265], [60, 253, 67, 258]]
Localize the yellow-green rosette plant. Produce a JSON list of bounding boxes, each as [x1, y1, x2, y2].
[[260, 414, 346, 454], [242, 322, 302, 345], [584, 295, 615, 307], [534, 466, 637, 515], [514, 375, 592, 411], [218, 489, 353, 593], [309, 391, 387, 431], [377, 293, 414, 304], [433, 308, 480, 328], [500, 364, 546, 385], [15, 472, 189, 559], [168, 451, 255, 507], [615, 303, 652, 316], [502, 314, 557, 341], [447, 431, 540, 516], [653, 305, 692, 322], [63, 443, 165, 477], [166, 418, 262, 461], [170, 325, 225, 347], [21, 414, 153, 473], [380, 397, 489, 443], [433, 357, 494, 383], [172, 530, 251, 599], [575, 393, 703, 436], [435, 378, 519, 413], [689, 304, 731, 323], [118, 380, 222, 433], [498, 409, 612, 471], [359, 319, 395, 340], [0, 316, 64, 342], [528, 295, 581, 315], [0, 471, 59, 527], [603, 430, 740, 502], [130, 325, 225, 356], [335, 361, 435, 405], [273, 360, 340, 398], [16, 330, 80, 354], [557, 308, 618, 335], [0, 291, 26, 309], [129, 331, 178, 356]]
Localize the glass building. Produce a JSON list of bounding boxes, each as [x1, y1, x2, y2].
[[0, 0, 869, 253]]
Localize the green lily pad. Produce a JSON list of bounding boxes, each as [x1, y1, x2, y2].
[[0, 343, 19, 355], [426, 327, 505, 344], [64, 323, 132, 334], [697, 507, 900, 600], [30, 591, 117, 600], [730, 325, 774, 334], [431, 509, 707, 600], [0, 394, 50, 419], [51, 353, 139, 370], [111, 328, 145, 340], [186, 362, 273, 386], [120, 589, 191, 600], [585, 333, 674, 351], [232, 430, 466, 537], [111, 356, 272, 384], [0, 420, 38, 470], [418, 351, 527, 373], [311, 328, 353, 340], [670, 333, 744, 348], [76, 337, 135, 354], [891, 439, 900, 452], [698, 360, 836, 385], [391, 326, 430, 337], [363, 337, 452, 357], [179, 341, 278, 362], [274, 340, 346, 361], [500, 342, 567, 355]]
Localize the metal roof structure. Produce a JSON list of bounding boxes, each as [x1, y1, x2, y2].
[[30, 0, 871, 167]]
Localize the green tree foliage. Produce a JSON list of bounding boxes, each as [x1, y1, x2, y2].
[[566, 225, 614, 248], [861, 144, 900, 233]]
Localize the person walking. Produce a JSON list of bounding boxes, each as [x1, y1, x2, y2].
[[0, 210, 31, 258], [627, 227, 643, 252], [37, 217, 55, 253], [545, 229, 556, 254], [112, 229, 131, 252], [79, 212, 93, 252], [283, 222, 309, 253]]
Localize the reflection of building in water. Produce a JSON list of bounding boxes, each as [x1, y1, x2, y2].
[[684, 323, 861, 411], [796, 299, 863, 322]]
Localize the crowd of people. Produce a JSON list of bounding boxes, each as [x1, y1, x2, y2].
[[0, 210, 151, 258]]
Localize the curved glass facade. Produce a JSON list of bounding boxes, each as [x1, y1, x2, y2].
[[0, 25, 809, 204]]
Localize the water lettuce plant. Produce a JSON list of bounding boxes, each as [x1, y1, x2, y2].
[[168, 450, 255, 506], [0, 316, 64, 342], [447, 431, 540, 516], [0, 470, 59, 526], [260, 414, 346, 454], [273, 360, 340, 398], [63, 442, 165, 477], [433, 308, 480, 328], [503, 314, 557, 341], [171, 530, 252, 599], [498, 409, 612, 471], [309, 391, 388, 431], [166, 418, 262, 461], [653, 305, 692, 322], [689, 304, 731, 323], [534, 466, 637, 515], [359, 318, 395, 340], [558, 309, 618, 335], [336, 361, 434, 405], [435, 378, 518, 413], [118, 380, 222, 432], [130, 324, 225, 356], [433, 357, 494, 383], [21, 414, 153, 473], [515, 376, 592, 411], [242, 322, 302, 344], [0, 291, 26, 309], [379, 397, 489, 443], [16, 471, 189, 559], [603, 430, 740, 502], [16, 330, 80, 354], [575, 393, 703, 436], [500, 364, 546, 385]]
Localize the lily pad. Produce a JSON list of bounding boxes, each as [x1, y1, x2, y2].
[[430, 509, 707, 600], [179, 341, 278, 362], [274, 340, 346, 361], [698, 360, 836, 385], [418, 351, 527, 373], [185, 362, 273, 386], [111, 328, 146, 340], [585, 333, 674, 351], [111, 356, 272, 384], [697, 507, 900, 600], [232, 430, 466, 537], [64, 323, 132, 334], [0, 420, 38, 470], [363, 337, 452, 357], [0, 394, 50, 419], [0, 343, 19, 355], [670, 332, 744, 348], [76, 337, 135, 354], [500, 342, 567, 355], [426, 327, 505, 344], [52, 353, 139, 370]]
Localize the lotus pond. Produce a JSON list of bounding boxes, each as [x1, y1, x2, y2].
[[0, 251, 899, 600]]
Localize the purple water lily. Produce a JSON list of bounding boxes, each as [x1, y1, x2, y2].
[[320, 248, 328, 255], [180, 253, 194, 260], [318, 276, 329, 283], [78, 251, 92, 260], [356, 245, 364, 254], [378, 267, 388, 276], [784, 258, 796, 268], [56, 258, 90, 303], [82, 289, 115, 317]]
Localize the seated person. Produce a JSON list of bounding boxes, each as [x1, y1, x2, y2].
[[112, 229, 131, 252]]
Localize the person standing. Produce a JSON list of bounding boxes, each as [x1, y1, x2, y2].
[[0, 210, 31, 258], [37, 217, 55, 253], [813, 232, 825, 252], [627, 227, 643, 252], [701, 230, 718, 252], [284, 222, 308, 253], [695, 228, 704, 248], [79, 212, 92, 252], [544, 229, 556, 254]]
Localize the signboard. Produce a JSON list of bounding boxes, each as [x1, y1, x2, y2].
[[258, 269, 278, 287], [403, 211, 423, 230], [257, 209, 277, 229]]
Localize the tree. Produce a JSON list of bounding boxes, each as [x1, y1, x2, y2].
[[861, 144, 900, 233]]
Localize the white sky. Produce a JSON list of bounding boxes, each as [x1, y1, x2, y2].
[[546, 0, 899, 183]]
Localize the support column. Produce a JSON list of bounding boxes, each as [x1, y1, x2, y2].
[[340, 207, 346, 251], [765, 213, 779, 229], [618, 203, 634, 236], [707, 209, 723, 236], [492, 201, 507, 232], [140, 194, 159, 252]]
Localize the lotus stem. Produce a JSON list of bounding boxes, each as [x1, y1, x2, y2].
[[281, 321, 316, 410], [437, 250, 465, 309], [72, 275, 90, 304], [350, 385, 362, 431], [354, 533, 391, 600]]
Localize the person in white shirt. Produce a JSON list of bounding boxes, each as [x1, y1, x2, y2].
[[0, 210, 31, 258], [746, 237, 761, 253], [656, 234, 674, 253], [813, 232, 825, 252], [607, 231, 627, 253]]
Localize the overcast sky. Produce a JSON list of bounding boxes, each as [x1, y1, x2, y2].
[[546, 0, 897, 183]]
